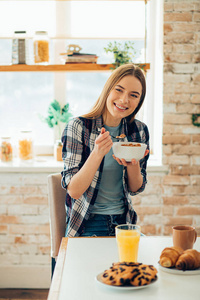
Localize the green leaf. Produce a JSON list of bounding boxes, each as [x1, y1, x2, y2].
[[39, 99, 73, 129], [104, 41, 138, 69]]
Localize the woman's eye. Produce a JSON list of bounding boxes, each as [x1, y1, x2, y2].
[[116, 88, 122, 92], [131, 94, 138, 98]]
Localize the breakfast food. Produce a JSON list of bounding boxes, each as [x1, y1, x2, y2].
[[121, 143, 141, 147], [19, 139, 33, 160], [159, 246, 184, 268], [101, 262, 157, 286], [116, 134, 126, 139], [1, 139, 13, 162], [34, 40, 49, 63], [176, 249, 200, 271]]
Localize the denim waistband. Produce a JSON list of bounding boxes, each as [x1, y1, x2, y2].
[[81, 213, 126, 237], [88, 213, 126, 223]]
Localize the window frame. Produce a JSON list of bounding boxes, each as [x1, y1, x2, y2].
[[0, 0, 163, 166]]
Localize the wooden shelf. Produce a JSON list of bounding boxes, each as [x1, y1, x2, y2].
[[0, 63, 150, 72], [11, 0, 149, 2]]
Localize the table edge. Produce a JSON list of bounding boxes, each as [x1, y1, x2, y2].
[[47, 238, 68, 300]]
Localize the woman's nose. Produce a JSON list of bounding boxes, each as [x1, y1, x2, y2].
[[120, 93, 129, 103]]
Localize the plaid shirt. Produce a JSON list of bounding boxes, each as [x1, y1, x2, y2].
[[61, 116, 150, 237]]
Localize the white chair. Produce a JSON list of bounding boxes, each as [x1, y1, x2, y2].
[[47, 173, 67, 276]]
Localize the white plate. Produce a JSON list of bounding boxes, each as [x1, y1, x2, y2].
[[158, 264, 200, 275], [95, 272, 157, 290]]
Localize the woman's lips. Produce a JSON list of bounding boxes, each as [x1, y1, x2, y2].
[[114, 103, 128, 111]]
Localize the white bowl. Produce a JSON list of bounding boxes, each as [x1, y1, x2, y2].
[[112, 142, 147, 162]]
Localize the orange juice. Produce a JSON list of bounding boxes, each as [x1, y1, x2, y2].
[[116, 225, 140, 262]]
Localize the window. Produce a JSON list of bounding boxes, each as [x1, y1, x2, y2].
[[0, 0, 163, 165]]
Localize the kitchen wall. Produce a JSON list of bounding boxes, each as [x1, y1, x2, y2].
[[0, 0, 199, 289], [161, 0, 200, 234]]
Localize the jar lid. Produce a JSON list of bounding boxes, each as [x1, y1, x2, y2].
[[35, 31, 48, 35], [14, 31, 26, 34], [55, 140, 62, 146]]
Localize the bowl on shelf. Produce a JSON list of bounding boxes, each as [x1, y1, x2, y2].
[[112, 142, 147, 162]]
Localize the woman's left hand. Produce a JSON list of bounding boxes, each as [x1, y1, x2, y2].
[[112, 149, 149, 167]]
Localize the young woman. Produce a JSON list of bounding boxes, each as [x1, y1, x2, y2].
[[61, 63, 150, 237]]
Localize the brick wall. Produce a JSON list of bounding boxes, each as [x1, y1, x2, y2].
[[161, 0, 200, 236], [0, 172, 51, 288], [0, 0, 200, 289]]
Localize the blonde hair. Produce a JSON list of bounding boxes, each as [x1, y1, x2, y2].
[[82, 63, 146, 124]]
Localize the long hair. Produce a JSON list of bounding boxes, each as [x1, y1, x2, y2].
[[82, 63, 146, 124]]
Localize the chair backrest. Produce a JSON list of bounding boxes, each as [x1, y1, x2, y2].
[[47, 173, 67, 259]]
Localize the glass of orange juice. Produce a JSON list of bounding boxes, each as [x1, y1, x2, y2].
[[115, 224, 141, 262]]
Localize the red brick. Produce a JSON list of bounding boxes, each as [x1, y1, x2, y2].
[[171, 165, 200, 175], [192, 135, 200, 144], [189, 196, 200, 205], [0, 215, 19, 224], [165, 53, 191, 63], [9, 224, 50, 235], [141, 225, 156, 235], [164, 3, 173, 12], [172, 44, 195, 53], [177, 207, 200, 215], [163, 226, 173, 236], [175, 83, 200, 95], [23, 196, 48, 205], [163, 135, 190, 145], [163, 196, 189, 205], [164, 217, 193, 226], [191, 95, 200, 104], [192, 74, 200, 84], [164, 114, 191, 125], [174, 3, 195, 12], [15, 236, 25, 244], [0, 225, 7, 234], [162, 206, 174, 216], [194, 13, 200, 22], [164, 33, 194, 44], [164, 23, 173, 35], [162, 185, 183, 196], [10, 186, 38, 195], [163, 175, 190, 186], [173, 23, 199, 32], [134, 207, 161, 215], [173, 145, 200, 155], [38, 246, 51, 254], [193, 53, 200, 63], [164, 12, 192, 22]]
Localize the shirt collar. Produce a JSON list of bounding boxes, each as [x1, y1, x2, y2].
[[95, 116, 128, 136]]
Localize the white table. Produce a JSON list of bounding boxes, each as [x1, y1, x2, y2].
[[48, 236, 200, 300]]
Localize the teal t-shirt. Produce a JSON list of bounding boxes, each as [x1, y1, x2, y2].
[[91, 123, 125, 215]]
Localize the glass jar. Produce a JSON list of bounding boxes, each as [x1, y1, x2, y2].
[[12, 31, 27, 64], [19, 131, 33, 161], [0, 137, 13, 162], [54, 140, 62, 161], [34, 31, 49, 65]]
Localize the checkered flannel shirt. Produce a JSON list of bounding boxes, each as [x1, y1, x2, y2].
[[61, 116, 150, 237]]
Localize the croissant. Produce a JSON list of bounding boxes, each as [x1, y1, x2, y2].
[[176, 249, 200, 271], [159, 246, 184, 268]]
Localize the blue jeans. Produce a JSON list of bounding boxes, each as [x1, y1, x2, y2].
[[80, 213, 127, 237]]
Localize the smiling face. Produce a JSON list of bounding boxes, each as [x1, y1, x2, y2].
[[103, 75, 142, 127]]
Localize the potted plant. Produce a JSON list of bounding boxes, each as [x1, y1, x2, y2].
[[39, 99, 72, 140], [104, 41, 137, 69]]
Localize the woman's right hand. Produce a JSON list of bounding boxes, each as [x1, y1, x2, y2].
[[93, 127, 113, 158]]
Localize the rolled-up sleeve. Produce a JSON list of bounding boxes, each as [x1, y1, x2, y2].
[[124, 122, 150, 197], [61, 118, 84, 190]]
